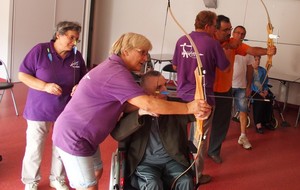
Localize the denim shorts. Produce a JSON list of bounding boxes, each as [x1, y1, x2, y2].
[[232, 88, 248, 112], [56, 146, 103, 189]]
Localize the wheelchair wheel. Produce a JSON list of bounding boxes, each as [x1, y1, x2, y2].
[[109, 149, 126, 190], [232, 111, 251, 128], [271, 117, 279, 129], [232, 112, 240, 123], [109, 150, 120, 190], [246, 116, 251, 128]]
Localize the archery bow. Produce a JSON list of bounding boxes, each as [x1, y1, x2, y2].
[[249, 0, 276, 104], [261, 0, 274, 72], [166, 0, 206, 188]]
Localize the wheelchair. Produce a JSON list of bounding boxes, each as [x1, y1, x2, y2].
[[109, 141, 127, 190], [109, 137, 201, 190], [232, 86, 284, 128]]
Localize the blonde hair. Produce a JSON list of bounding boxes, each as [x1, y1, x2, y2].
[[110, 32, 152, 55]]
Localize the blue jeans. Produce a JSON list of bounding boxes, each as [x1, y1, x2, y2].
[[56, 147, 102, 189], [232, 88, 248, 112]]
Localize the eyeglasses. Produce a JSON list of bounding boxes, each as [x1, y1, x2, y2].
[[64, 34, 81, 43], [221, 27, 233, 32], [233, 31, 246, 35], [135, 49, 148, 57], [210, 24, 217, 28]]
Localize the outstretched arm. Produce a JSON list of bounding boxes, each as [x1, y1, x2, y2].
[[127, 95, 212, 120], [247, 46, 276, 56]]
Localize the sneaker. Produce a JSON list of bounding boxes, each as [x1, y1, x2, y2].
[[50, 180, 69, 190], [238, 135, 252, 149], [25, 183, 38, 190]]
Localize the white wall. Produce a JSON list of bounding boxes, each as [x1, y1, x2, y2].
[[1, 0, 299, 105], [91, 0, 206, 64], [91, 0, 300, 105], [0, 0, 90, 82], [0, 0, 12, 78], [10, 0, 56, 82]]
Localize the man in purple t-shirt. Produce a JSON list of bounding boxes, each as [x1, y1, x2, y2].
[[172, 10, 229, 185]]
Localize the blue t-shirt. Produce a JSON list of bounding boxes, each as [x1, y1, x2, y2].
[[172, 31, 229, 105], [53, 55, 145, 156], [142, 117, 172, 164], [19, 40, 87, 121]]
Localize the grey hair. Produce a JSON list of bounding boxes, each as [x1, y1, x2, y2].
[[110, 32, 152, 56], [52, 21, 81, 40], [140, 70, 161, 87]]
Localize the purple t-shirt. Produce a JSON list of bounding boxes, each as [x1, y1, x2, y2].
[[53, 55, 145, 156], [19, 40, 87, 121], [173, 31, 229, 105]]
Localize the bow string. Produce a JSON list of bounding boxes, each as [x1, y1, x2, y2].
[[167, 0, 206, 188], [167, 1, 206, 153], [249, 0, 276, 102]]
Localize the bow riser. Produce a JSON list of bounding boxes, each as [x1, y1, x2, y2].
[[194, 69, 204, 146]]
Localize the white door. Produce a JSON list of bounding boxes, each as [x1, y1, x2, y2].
[[10, 0, 89, 82]]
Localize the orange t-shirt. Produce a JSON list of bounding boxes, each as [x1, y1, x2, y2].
[[213, 38, 249, 92]]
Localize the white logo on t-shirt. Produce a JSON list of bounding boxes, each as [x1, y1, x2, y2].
[[180, 43, 203, 59]]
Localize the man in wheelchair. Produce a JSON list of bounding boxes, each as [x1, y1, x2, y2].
[[111, 71, 200, 190]]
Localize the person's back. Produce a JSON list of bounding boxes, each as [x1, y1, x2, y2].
[[172, 10, 229, 105], [172, 10, 229, 184]]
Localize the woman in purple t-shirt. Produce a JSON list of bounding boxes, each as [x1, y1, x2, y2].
[[52, 32, 212, 190], [19, 21, 87, 190]]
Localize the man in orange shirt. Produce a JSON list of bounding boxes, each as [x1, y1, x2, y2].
[[207, 15, 277, 164]]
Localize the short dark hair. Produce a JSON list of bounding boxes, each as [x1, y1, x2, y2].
[[216, 15, 230, 29]]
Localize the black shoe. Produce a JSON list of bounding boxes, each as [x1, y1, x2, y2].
[[232, 116, 240, 123], [208, 154, 222, 164], [198, 174, 212, 185], [265, 123, 275, 130], [256, 127, 264, 134]]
